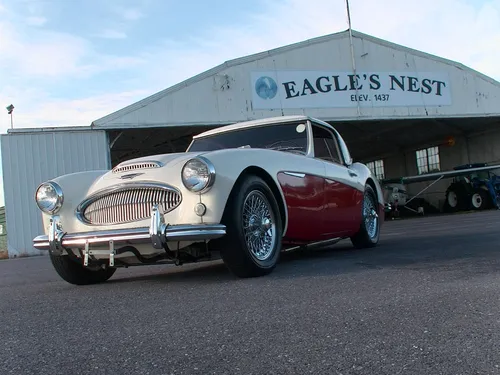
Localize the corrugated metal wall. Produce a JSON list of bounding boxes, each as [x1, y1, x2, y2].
[[1, 129, 110, 257]]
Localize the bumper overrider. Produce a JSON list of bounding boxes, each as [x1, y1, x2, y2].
[[33, 205, 226, 262]]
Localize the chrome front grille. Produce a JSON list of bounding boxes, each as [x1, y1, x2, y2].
[[77, 183, 182, 225]]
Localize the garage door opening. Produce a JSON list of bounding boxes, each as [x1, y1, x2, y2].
[[330, 116, 500, 216], [107, 125, 221, 167]]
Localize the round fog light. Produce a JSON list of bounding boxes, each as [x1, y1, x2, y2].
[[194, 203, 206, 216]]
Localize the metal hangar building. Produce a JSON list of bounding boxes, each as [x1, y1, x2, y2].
[[2, 29, 500, 257]]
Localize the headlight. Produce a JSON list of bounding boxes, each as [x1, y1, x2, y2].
[[181, 156, 216, 193], [35, 181, 64, 214]]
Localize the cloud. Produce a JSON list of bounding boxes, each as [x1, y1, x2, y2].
[[95, 29, 127, 39], [0, 18, 144, 79], [121, 8, 143, 21], [0, 88, 150, 130], [25, 16, 46, 26], [138, 0, 500, 99], [0, 0, 499, 135]]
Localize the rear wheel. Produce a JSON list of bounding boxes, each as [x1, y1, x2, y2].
[[219, 175, 282, 278], [471, 189, 489, 210], [444, 183, 468, 212], [350, 185, 380, 249], [446, 189, 459, 210], [49, 252, 116, 285]]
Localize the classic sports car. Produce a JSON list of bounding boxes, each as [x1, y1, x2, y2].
[[33, 115, 385, 285]]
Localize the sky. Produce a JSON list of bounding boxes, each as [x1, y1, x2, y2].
[[0, 0, 499, 206]]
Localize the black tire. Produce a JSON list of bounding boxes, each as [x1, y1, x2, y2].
[[444, 184, 468, 212], [444, 188, 458, 212], [470, 189, 490, 210], [219, 175, 283, 278], [49, 252, 116, 285], [350, 185, 380, 249]]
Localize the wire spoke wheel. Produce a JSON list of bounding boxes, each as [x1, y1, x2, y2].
[[350, 185, 380, 249], [242, 190, 276, 261], [363, 191, 379, 239]]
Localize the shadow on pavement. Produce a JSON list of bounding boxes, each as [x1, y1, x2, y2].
[[103, 229, 500, 285]]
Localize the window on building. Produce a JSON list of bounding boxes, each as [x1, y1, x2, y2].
[[366, 159, 385, 180], [416, 146, 440, 174]]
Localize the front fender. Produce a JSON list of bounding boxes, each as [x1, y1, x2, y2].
[[349, 162, 385, 207], [196, 148, 323, 234], [38, 170, 109, 235]]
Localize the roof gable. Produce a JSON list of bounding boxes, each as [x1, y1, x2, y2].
[[91, 29, 500, 128]]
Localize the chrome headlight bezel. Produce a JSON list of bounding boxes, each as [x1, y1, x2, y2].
[[35, 181, 64, 214], [181, 156, 216, 194]]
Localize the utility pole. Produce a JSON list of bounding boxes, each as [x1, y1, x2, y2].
[[6, 104, 14, 129], [345, 0, 360, 117]]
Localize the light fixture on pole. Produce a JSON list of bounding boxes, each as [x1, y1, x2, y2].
[[6, 104, 14, 129]]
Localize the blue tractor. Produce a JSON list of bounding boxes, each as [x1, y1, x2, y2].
[[444, 163, 500, 212]]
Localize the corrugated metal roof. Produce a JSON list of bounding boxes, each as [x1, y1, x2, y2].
[[7, 126, 92, 135], [91, 29, 500, 128]]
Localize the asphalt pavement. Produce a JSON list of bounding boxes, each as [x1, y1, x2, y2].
[[1, 210, 500, 375]]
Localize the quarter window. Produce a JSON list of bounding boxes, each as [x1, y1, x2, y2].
[[312, 125, 342, 164]]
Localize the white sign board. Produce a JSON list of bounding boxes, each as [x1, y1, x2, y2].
[[250, 71, 452, 109]]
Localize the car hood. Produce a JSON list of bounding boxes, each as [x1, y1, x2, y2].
[[114, 152, 201, 169], [87, 151, 204, 193]]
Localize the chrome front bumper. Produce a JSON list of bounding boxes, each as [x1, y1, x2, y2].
[[33, 205, 226, 254]]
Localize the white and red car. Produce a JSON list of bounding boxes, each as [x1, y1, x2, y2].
[[33, 115, 385, 285]]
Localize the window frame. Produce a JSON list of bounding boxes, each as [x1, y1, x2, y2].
[[310, 123, 346, 166], [415, 146, 441, 175], [366, 159, 385, 180], [186, 121, 309, 155]]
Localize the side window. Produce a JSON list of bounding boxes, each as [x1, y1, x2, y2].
[[312, 125, 342, 164]]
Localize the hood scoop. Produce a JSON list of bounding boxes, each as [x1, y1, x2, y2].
[[112, 160, 163, 174]]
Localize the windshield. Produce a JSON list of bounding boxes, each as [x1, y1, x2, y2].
[[187, 122, 308, 155]]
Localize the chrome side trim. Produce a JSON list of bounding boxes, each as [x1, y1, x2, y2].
[[283, 172, 306, 178]]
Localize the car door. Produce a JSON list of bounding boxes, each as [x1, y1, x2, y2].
[[277, 157, 328, 243], [311, 124, 361, 237]]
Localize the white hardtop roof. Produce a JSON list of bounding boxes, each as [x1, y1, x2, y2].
[[192, 115, 330, 139]]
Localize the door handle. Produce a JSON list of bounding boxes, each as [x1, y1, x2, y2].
[[348, 170, 358, 177]]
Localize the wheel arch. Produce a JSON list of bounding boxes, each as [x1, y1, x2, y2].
[[365, 177, 382, 209], [222, 166, 288, 235]]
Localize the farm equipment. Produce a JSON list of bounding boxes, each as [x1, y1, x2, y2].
[[443, 163, 500, 212], [382, 162, 500, 216]]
